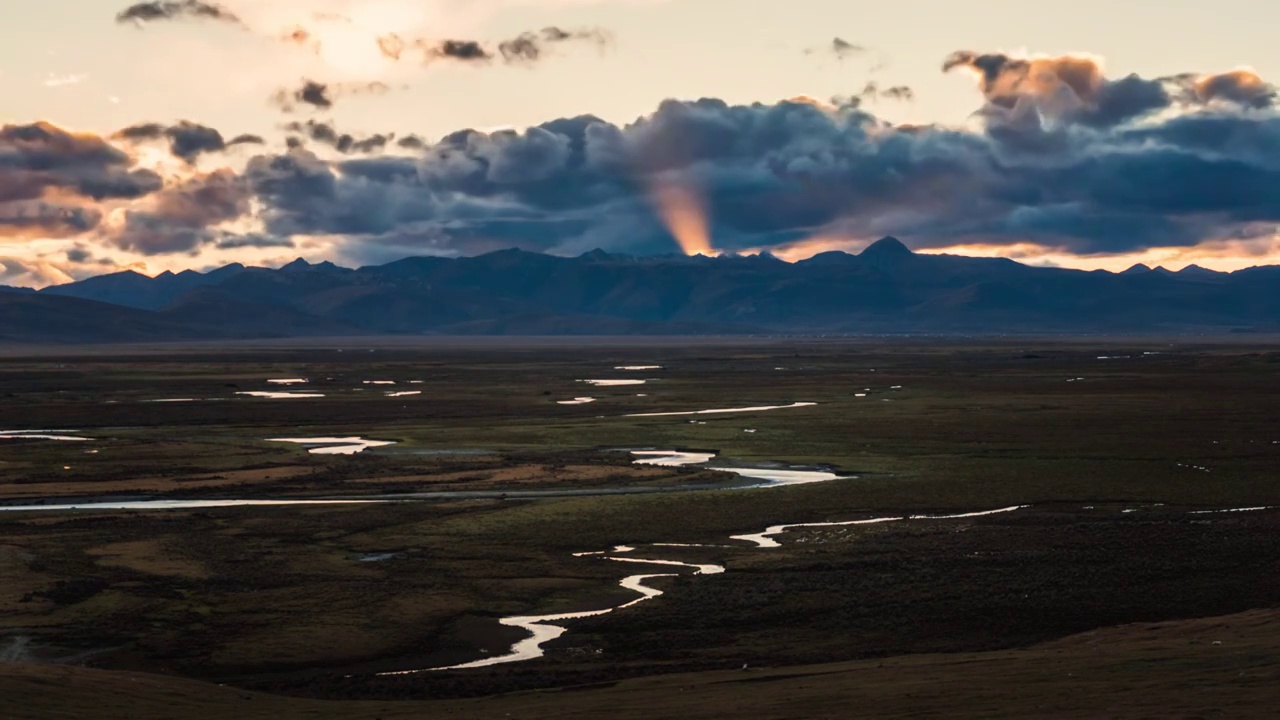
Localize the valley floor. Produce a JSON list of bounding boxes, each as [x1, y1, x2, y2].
[[1, 337, 1278, 717], [4, 608, 1278, 719]]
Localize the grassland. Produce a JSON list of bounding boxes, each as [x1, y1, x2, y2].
[[1, 337, 1279, 717]]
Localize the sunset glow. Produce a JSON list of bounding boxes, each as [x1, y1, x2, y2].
[[649, 180, 716, 256]]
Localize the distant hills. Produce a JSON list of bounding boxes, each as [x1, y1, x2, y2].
[[3, 237, 1279, 342]]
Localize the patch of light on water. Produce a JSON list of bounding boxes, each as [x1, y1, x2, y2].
[[1189, 506, 1275, 514], [558, 397, 597, 405], [269, 437, 396, 455], [631, 450, 716, 466], [626, 402, 816, 418], [236, 391, 325, 399], [581, 379, 647, 387], [359, 552, 402, 563], [0, 430, 90, 442], [378, 555, 719, 673], [0, 499, 383, 512]]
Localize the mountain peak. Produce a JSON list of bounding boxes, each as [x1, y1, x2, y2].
[[279, 258, 312, 273], [860, 236, 913, 257], [1120, 263, 1152, 275], [1178, 264, 1221, 277]]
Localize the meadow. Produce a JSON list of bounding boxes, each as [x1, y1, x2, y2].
[[1, 337, 1278, 717]]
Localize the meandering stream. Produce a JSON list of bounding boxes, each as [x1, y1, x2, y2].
[[379, 499, 1031, 675]]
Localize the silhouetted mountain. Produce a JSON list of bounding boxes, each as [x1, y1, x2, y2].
[[9, 240, 1280, 342], [41, 264, 246, 310]]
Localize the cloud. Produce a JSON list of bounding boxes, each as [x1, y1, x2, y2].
[[113, 121, 260, 163], [270, 80, 392, 112], [1, 121, 163, 207], [428, 39, 492, 62], [283, 120, 392, 154], [110, 169, 252, 253], [228, 133, 266, 147], [942, 51, 1277, 131], [12, 48, 1280, 271], [115, 0, 243, 26], [498, 26, 611, 63], [0, 202, 103, 239], [367, 27, 612, 66], [0, 257, 74, 287], [842, 81, 915, 105], [831, 37, 864, 60], [1175, 69, 1277, 109], [44, 73, 89, 88], [806, 37, 865, 60], [226, 51, 1280, 263], [214, 233, 295, 250]]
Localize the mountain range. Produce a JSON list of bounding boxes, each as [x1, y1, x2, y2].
[[3, 238, 1278, 342]]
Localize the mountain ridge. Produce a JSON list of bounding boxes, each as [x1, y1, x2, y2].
[[5, 240, 1278, 342]]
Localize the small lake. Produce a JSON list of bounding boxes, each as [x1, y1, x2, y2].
[[0, 430, 91, 442], [269, 437, 397, 455], [627, 402, 816, 418]]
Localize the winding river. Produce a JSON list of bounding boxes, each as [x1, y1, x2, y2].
[[377, 496, 1031, 675], [2, 443, 1243, 674]]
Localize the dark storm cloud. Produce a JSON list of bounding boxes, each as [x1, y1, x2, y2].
[[116, 0, 243, 26], [20, 48, 1280, 263], [232, 49, 1280, 262], [0, 122, 162, 210], [110, 169, 252, 253]]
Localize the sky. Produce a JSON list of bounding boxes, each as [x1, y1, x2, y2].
[[4, 0, 1280, 287]]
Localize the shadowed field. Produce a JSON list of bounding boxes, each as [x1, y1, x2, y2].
[[1, 337, 1278, 717], [3, 608, 1278, 719]]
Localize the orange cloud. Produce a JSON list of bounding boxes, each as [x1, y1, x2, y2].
[[919, 233, 1280, 272]]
